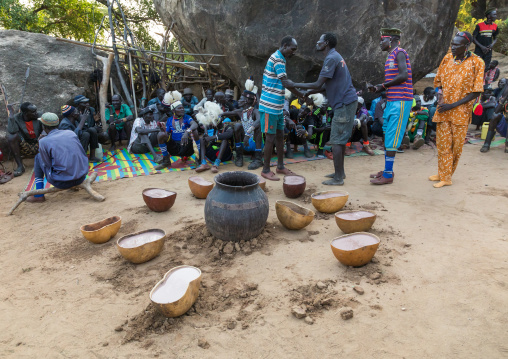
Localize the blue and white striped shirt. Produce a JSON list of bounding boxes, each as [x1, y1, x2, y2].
[[259, 50, 287, 115]]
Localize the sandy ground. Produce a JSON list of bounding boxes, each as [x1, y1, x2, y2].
[[1, 133, 508, 359]]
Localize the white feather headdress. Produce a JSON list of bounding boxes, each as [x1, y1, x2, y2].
[[285, 89, 292, 100], [245, 78, 258, 95], [309, 93, 325, 107], [196, 101, 223, 127]]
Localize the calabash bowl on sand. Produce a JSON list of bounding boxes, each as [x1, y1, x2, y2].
[[150, 265, 202, 317], [330, 232, 380, 267], [334, 210, 376, 233], [188, 176, 214, 199], [117, 229, 165, 264], [275, 200, 315, 230], [142, 188, 177, 212], [257, 176, 266, 191], [311, 190, 349, 213], [283, 175, 306, 198], [80, 216, 122, 244]]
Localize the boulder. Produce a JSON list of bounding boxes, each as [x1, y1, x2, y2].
[[0, 30, 96, 157], [154, 0, 461, 91]]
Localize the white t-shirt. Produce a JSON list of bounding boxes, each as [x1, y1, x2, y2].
[[420, 95, 436, 107], [128, 117, 158, 152]]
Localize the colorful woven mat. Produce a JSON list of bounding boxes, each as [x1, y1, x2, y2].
[[23, 145, 335, 191], [467, 133, 506, 148]]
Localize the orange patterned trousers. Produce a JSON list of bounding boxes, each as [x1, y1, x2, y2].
[[436, 121, 468, 182]]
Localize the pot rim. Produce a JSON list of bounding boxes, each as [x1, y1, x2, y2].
[[311, 190, 349, 199], [80, 215, 122, 233], [214, 171, 260, 190], [334, 209, 376, 220], [117, 228, 166, 249], [330, 232, 380, 251], [149, 265, 202, 304], [142, 188, 177, 198]]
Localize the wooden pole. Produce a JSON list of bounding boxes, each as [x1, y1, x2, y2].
[[128, 52, 138, 116], [96, 53, 114, 128]]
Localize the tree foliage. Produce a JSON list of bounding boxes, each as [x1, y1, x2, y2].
[[0, 0, 166, 50]]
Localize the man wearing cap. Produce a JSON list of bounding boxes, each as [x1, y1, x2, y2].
[[155, 99, 200, 170], [7, 102, 42, 177], [473, 8, 499, 71], [430, 31, 483, 188], [106, 94, 134, 151], [128, 107, 161, 162], [74, 95, 109, 145], [214, 91, 236, 112], [26, 113, 89, 203], [292, 32, 358, 185], [225, 89, 239, 110], [368, 28, 413, 185], [59, 105, 101, 162], [194, 89, 215, 112], [181, 88, 199, 116]]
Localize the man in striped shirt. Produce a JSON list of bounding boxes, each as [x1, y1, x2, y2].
[[368, 28, 413, 185], [259, 36, 305, 181]]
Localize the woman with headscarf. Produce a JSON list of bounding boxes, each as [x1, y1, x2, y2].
[[429, 31, 484, 188]]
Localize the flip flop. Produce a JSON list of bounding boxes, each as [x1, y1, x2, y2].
[[0, 171, 14, 184], [261, 171, 280, 181], [276, 167, 297, 176]]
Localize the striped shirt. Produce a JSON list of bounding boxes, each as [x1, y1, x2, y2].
[[385, 47, 413, 102], [259, 50, 287, 115]]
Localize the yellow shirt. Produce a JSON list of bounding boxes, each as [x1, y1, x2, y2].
[[433, 52, 484, 125]]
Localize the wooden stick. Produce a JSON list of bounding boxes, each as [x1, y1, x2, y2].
[[96, 53, 114, 128], [8, 173, 104, 216]]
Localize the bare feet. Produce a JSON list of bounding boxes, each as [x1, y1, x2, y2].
[[322, 178, 344, 186], [428, 174, 440, 181], [433, 180, 452, 188]]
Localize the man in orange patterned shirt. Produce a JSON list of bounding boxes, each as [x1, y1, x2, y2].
[[430, 31, 484, 188]]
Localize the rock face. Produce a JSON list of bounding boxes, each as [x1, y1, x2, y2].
[[0, 30, 96, 156], [154, 0, 461, 91]]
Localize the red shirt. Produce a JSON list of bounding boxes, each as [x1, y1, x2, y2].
[[25, 121, 37, 139]]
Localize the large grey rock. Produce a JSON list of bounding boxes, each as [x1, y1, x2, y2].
[[154, 0, 461, 91], [0, 30, 96, 157]]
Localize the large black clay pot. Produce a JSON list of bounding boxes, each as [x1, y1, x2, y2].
[[204, 171, 269, 242]]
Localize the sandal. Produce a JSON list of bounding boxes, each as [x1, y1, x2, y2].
[[13, 166, 25, 177], [0, 171, 14, 184], [260, 171, 280, 181]]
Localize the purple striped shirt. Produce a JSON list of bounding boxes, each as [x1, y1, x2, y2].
[[385, 47, 413, 102]]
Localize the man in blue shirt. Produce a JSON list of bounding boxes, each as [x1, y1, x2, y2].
[[155, 101, 199, 170], [259, 36, 305, 181], [292, 32, 358, 185], [27, 113, 89, 203], [182, 88, 199, 116]]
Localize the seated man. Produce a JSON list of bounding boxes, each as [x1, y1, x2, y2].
[[181, 88, 199, 117], [128, 107, 161, 162], [402, 95, 430, 150], [214, 91, 236, 112], [494, 78, 507, 100], [296, 104, 332, 158], [74, 95, 109, 145], [155, 100, 200, 170], [225, 91, 263, 169], [472, 86, 497, 130], [481, 98, 508, 153], [484, 60, 500, 86], [105, 94, 134, 151], [27, 113, 89, 203], [7, 102, 42, 176], [290, 97, 303, 110], [59, 105, 101, 162], [194, 89, 215, 111], [372, 92, 386, 138], [148, 88, 166, 106], [195, 118, 234, 173], [346, 97, 374, 156], [225, 89, 239, 109]]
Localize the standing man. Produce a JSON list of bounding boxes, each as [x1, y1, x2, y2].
[[368, 28, 413, 185], [259, 36, 304, 181], [430, 32, 483, 188], [292, 32, 358, 185], [473, 8, 499, 71]]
